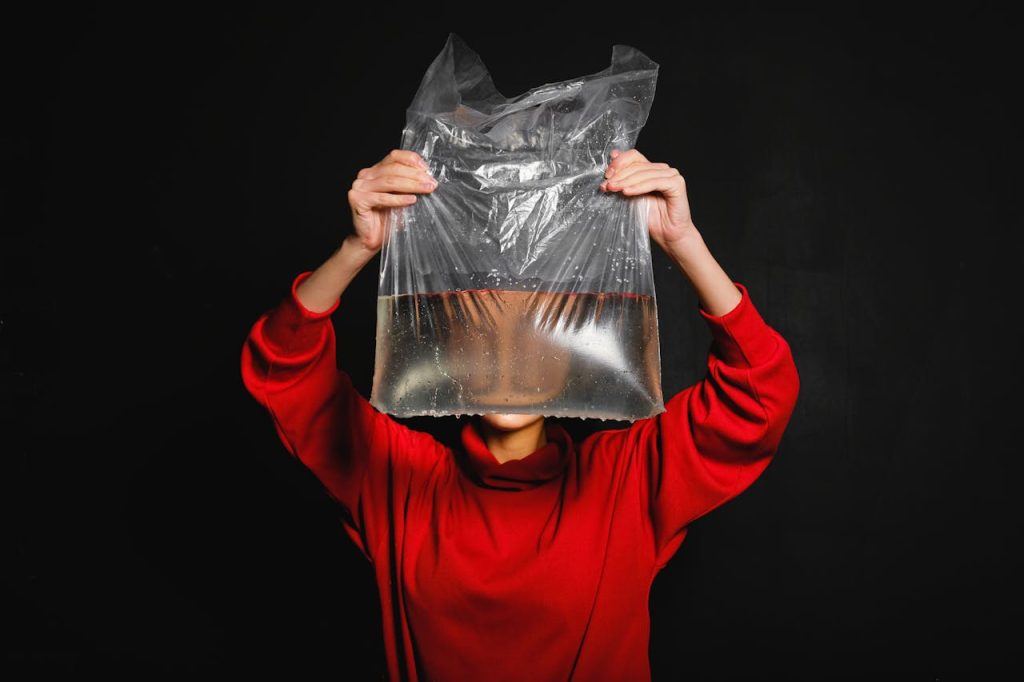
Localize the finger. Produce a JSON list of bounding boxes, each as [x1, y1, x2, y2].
[[357, 162, 434, 183], [602, 167, 676, 193], [352, 174, 437, 195], [605, 148, 649, 177], [383, 148, 430, 171], [348, 189, 419, 212], [605, 161, 669, 186], [607, 169, 685, 197]]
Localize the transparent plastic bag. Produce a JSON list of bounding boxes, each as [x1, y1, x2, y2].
[[370, 33, 664, 421]]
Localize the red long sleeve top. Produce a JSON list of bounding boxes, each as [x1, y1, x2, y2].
[[240, 272, 800, 682]]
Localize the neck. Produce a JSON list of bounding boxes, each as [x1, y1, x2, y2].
[[477, 418, 548, 464]]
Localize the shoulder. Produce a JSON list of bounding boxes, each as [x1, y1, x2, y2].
[[575, 417, 654, 463]]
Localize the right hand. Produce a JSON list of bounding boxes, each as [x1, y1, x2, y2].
[[347, 149, 437, 253]]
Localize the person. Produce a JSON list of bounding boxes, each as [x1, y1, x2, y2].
[[240, 147, 800, 681]]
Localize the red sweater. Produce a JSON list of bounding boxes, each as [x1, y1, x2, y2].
[[240, 272, 800, 681]]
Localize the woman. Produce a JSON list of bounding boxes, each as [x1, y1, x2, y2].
[[240, 147, 800, 681]]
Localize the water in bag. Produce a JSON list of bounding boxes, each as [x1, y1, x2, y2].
[[371, 33, 665, 420], [373, 290, 662, 419]]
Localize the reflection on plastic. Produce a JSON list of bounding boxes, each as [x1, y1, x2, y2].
[[371, 33, 665, 420], [372, 290, 663, 419]]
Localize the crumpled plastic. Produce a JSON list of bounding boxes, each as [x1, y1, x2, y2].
[[370, 33, 665, 421]]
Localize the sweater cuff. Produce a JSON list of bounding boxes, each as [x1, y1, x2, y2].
[[290, 271, 341, 319], [262, 271, 340, 352], [697, 282, 778, 368]]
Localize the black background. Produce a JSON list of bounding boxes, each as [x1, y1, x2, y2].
[[4, 4, 1022, 679]]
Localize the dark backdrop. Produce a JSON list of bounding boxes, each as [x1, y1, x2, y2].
[[5, 5, 1021, 679]]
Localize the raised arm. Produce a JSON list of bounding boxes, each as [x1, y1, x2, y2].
[[296, 149, 437, 311], [240, 149, 440, 557], [601, 149, 800, 566], [601, 147, 741, 316]]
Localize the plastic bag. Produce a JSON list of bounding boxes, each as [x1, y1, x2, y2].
[[370, 33, 664, 421]]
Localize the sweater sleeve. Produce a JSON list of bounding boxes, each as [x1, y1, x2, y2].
[[239, 271, 438, 560], [623, 282, 800, 568]]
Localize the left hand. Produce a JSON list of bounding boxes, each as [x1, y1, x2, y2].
[[599, 148, 698, 252]]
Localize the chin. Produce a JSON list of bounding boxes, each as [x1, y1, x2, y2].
[[479, 413, 545, 432]]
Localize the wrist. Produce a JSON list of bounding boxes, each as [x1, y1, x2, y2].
[[342, 234, 380, 266], [660, 225, 707, 267]]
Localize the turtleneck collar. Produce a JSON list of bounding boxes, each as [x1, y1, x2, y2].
[[458, 418, 573, 491]]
